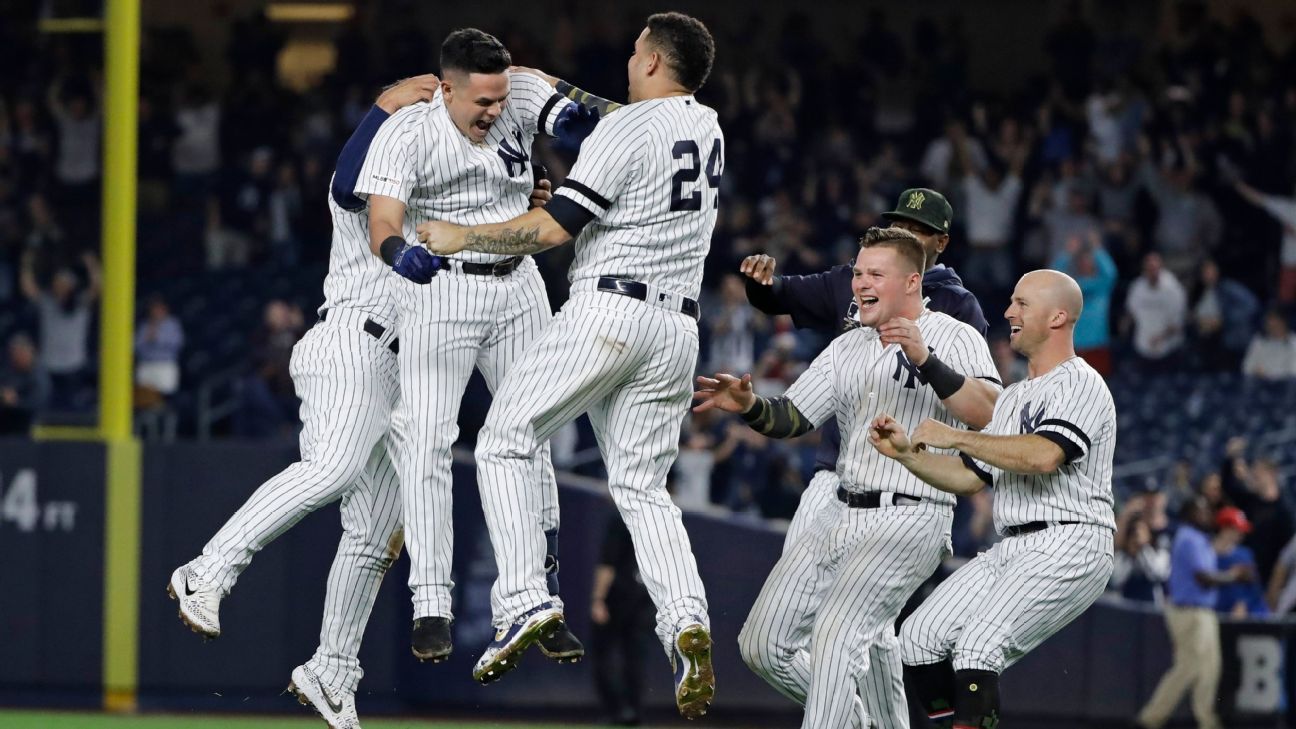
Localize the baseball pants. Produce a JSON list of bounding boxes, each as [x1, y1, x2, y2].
[[191, 308, 403, 693], [474, 282, 709, 653]]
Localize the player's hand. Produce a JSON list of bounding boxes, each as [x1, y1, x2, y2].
[[509, 65, 558, 87], [878, 317, 929, 366], [390, 242, 444, 284], [739, 254, 777, 285], [416, 221, 467, 256], [911, 418, 957, 450], [868, 413, 913, 459], [376, 74, 440, 113], [591, 598, 610, 625], [692, 373, 756, 414], [530, 178, 552, 209]]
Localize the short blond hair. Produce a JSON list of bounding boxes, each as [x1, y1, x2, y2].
[[859, 226, 926, 274]]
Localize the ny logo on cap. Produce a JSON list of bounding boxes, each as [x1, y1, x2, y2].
[[906, 191, 926, 209]]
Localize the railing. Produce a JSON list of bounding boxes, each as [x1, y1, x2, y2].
[[194, 365, 246, 441]]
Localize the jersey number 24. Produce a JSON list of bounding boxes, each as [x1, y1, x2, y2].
[[670, 139, 723, 211]]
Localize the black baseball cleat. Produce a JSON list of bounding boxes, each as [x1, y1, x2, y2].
[[537, 621, 585, 663], [411, 616, 453, 663]]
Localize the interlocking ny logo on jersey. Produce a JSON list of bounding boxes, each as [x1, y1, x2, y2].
[[906, 191, 926, 209], [497, 127, 529, 177], [1019, 402, 1045, 434], [891, 348, 935, 389]]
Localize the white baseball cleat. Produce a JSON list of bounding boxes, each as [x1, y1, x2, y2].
[[166, 563, 223, 639], [288, 664, 361, 729], [672, 621, 715, 720]]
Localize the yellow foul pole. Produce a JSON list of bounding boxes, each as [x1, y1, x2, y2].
[[100, 0, 142, 712]]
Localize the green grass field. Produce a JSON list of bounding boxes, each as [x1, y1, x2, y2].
[[0, 712, 648, 729]]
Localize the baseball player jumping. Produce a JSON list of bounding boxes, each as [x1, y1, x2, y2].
[[738, 188, 988, 727], [419, 13, 721, 719], [696, 227, 1000, 728], [870, 270, 1116, 729], [354, 29, 611, 667], [168, 76, 439, 729]]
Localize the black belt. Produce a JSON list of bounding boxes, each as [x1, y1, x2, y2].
[[836, 487, 922, 509], [596, 276, 700, 321], [453, 256, 523, 277], [1003, 520, 1081, 537], [319, 309, 399, 354]]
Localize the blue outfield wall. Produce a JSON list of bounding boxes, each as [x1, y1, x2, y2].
[[0, 437, 1292, 725]]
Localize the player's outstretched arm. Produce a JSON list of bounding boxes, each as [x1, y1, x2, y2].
[[417, 207, 571, 257], [694, 374, 815, 439], [869, 415, 986, 495], [910, 418, 1066, 475]]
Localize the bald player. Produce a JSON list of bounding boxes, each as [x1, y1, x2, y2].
[[869, 270, 1116, 729]]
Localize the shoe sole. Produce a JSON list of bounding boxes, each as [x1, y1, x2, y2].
[[537, 632, 585, 663], [473, 612, 564, 684], [675, 625, 715, 720], [166, 577, 219, 640], [286, 678, 346, 729], [412, 645, 453, 663]]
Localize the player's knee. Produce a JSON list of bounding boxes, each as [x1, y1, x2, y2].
[[737, 621, 779, 675]]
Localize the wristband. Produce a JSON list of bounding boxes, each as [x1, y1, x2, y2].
[[379, 236, 405, 266], [740, 397, 768, 426], [916, 352, 966, 400]]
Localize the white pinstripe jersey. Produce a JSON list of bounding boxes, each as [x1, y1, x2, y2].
[[319, 186, 396, 323], [786, 310, 1000, 506], [553, 95, 723, 301], [352, 71, 573, 264], [962, 357, 1117, 532]]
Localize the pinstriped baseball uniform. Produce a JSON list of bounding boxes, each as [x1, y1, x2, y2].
[[901, 356, 1116, 675], [740, 312, 999, 729], [473, 95, 721, 653], [191, 188, 404, 695], [353, 71, 577, 620]]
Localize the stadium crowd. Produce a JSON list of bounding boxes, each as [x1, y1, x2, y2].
[[0, 3, 1294, 587]]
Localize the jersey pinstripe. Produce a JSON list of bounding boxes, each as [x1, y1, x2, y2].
[[785, 311, 1000, 505], [353, 71, 572, 264], [320, 186, 395, 322], [963, 357, 1117, 531], [554, 95, 722, 300]]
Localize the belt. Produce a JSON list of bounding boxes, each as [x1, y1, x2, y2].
[[447, 256, 524, 277], [1003, 520, 1081, 537], [319, 309, 399, 354], [596, 276, 700, 321], [836, 487, 922, 509]]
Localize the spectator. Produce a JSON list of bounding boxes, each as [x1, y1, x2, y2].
[[1213, 507, 1268, 617], [1041, 185, 1102, 262], [1136, 498, 1248, 729], [234, 300, 303, 438], [1124, 252, 1187, 373], [0, 333, 50, 434], [1053, 234, 1118, 374], [590, 514, 655, 727], [267, 160, 302, 265], [956, 126, 1027, 296], [134, 295, 184, 398], [1138, 136, 1223, 282], [19, 250, 100, 410], [1241, 309, 1296, 380], [1192, 259, 1260, 372], [1221, 437, 1296, 583], [704, 273, 767, 373], [46, 78, 101, 213], [172, 83, 221, 198], [1111, 513, 1170, 604], [1234, 179, 1296, 303]]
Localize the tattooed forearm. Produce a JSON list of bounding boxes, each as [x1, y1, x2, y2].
[[462, 225, 547, 255]]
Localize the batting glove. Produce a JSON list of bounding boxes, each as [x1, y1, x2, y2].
[[392, 243, 444, 284]]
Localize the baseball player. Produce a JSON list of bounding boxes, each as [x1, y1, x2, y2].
[[870, 269, 1116, 729], [167, 75, 440, 729], [353, 29, 611, 666], [738, 189, 989, 728], [418, 13, 721, 719], [696, 227, 999, 728]]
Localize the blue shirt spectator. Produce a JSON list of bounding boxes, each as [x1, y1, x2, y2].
[[1052, 238, 1117, 351], [1167, 523, 1218, 608], [1216, 544, 1269, 617]]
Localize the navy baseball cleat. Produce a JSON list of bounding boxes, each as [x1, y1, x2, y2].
[[410, 616, 453, 663], [537, 622, 585, 663], [472, 602, 565, 684], [672, 622, 715, 720]]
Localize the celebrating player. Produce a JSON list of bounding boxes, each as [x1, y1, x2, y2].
[[695, 226, 1000, 728], [870, 269, 1116, 729], [418, 12, 720, 719], [167, 76, 439, 728], [353, 29, 613, 666], [737, 188, 989, 725]]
